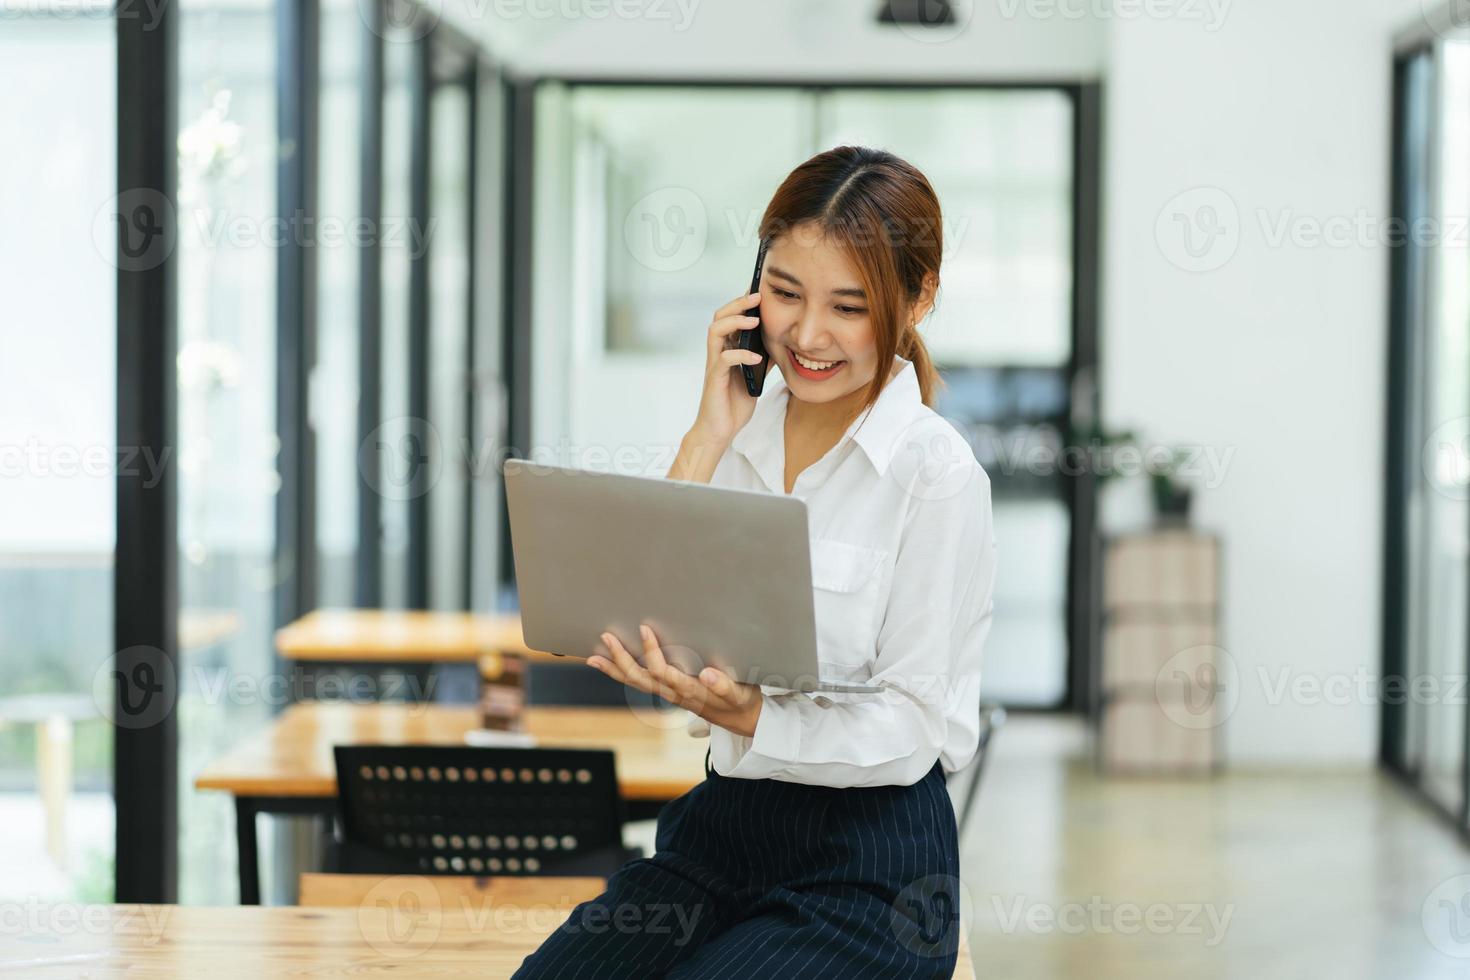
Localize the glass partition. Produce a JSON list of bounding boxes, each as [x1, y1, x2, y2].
[[315, 0, 365, 608], [428, 73, 474, 611], [0, 13, 117, 904], [175, 0, 279, 903], [1395, 39, 1470, 820], [378, 31, 417, 609]]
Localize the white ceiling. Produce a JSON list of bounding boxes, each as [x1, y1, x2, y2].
[[439, 0, 1106, 81]]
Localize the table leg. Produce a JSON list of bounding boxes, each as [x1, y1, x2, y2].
[[37, 715, 72, 869], [236, 798, 260, 905], [232, 797, 339, 905]]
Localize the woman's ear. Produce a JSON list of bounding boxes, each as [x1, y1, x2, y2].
[[908, 272, 939, 327]]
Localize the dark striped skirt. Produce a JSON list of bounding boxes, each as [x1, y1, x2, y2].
[[511, 747, 963, 979]]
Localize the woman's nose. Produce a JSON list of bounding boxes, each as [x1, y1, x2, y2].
[[790, 311, 829, 353]]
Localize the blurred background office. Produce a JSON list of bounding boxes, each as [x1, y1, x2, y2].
[[2, 0, 1468, 975]]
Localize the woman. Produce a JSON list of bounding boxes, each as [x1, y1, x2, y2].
[[513, 146, 997, 979]]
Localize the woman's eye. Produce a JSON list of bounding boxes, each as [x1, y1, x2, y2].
[[836, 305, 867, 316], [771, 288, 798, 300]]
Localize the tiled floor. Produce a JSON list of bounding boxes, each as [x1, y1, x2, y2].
[[961, 716, 1470, 979]]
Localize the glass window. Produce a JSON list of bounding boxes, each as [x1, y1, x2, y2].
[[176, 0, 279, 904], [379, 31, 417, 608], [470, 68, 509, 613], [821, 89, 1074, 367], [550, 86, 812, 475], [429, 74, 473, 612], [570, 87, 813, 357], [0, 13, 117, 904], [1403, 40, 1470, 817], [315, 0, 364, 608]]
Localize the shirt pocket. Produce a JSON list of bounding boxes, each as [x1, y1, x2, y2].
[[810, 537, 888, 673]]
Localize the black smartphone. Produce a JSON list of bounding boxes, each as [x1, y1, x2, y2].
[[733, 237, 772, 397]]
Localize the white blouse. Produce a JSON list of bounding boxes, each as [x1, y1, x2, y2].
[[689, 355, 998, 789]]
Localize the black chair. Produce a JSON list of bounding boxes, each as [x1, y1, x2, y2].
[[951, 703, 1006, 839], [329, 745, 642, 879]]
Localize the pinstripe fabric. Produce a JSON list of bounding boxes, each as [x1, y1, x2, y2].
[[511, 752, 961, 979]]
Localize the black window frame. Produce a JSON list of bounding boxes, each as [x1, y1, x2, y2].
[[1381, 34, 1470, 838], [113, 0, 496, 902]]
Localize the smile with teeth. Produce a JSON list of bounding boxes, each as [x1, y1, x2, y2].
[[791, 350, 844, 372]]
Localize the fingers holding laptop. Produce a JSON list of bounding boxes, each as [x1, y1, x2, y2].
[[589, 623, 764, 739]]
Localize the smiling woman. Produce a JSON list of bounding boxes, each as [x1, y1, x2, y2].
[[513, 147, 996, 980]]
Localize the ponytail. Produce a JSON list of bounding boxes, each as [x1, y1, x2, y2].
[[899, 325, 943, 408]]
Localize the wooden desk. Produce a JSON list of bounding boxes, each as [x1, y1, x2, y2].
[[275, 608, 563, 664], [0, 902, 975, 979], [195, 702, 708, 904], [0, 904, 557, 977]]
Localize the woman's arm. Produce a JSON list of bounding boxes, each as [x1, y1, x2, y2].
[[712, 464, 998, 789], [667, 427, 730, 484], [665, 290, 774, 484]]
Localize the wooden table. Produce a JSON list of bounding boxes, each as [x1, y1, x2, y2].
[[275, 608, 563, 663], [0, 902, 975, 978], [0, 903, 559, 977], [274, 610, 563, 702], [195, 702, 709, 904]]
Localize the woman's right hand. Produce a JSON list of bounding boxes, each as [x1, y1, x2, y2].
[[691, 291, 769, 447]]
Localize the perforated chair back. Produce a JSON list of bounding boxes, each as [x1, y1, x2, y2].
[[333, 745, 627, 877]]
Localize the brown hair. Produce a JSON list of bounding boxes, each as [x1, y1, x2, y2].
[[758, 145, 944, 414]]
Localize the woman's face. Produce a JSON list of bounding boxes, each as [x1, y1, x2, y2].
[[759, 222, 880, 407]]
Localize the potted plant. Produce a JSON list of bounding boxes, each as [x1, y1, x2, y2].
[[1150, 448, 1193, 526]]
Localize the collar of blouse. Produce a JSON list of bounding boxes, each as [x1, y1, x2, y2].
[[730, 355, 925, 489]]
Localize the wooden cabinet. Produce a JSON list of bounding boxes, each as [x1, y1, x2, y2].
[[1096, 531, 1222, 774]]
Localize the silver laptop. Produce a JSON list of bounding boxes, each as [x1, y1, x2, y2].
[[503, 459, 881, 694]]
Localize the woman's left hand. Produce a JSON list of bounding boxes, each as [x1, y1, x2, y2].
[[588, 624, 763, 738]]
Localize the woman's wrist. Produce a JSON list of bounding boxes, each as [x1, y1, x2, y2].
[[686, 422, 729, 454], [669, 426, 730, 483]]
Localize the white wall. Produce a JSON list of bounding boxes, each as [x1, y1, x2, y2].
[[1100, 0, 1434, 765], [467, 0, 1105, 81]]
